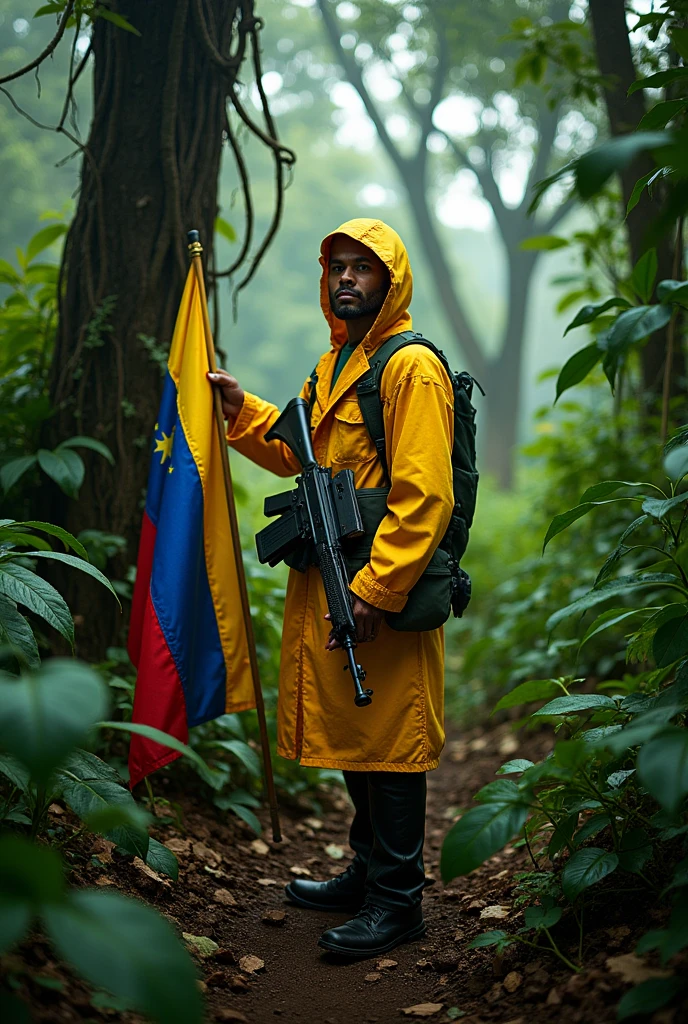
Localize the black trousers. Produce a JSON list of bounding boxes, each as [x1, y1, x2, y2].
[[342, 769, 427, 911]]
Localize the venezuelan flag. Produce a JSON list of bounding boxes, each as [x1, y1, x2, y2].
[[127, 264, 254, 789]]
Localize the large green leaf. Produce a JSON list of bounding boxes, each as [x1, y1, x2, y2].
[[653, 614, 688, 668], [618, 828, 653, 876], [555, 346, 601, 402], [43, 890, 203, 1024], [546, 574, 685, 632], [543, 502, 595, 550], [564, 298, 630, 335], [631, 249, 658, 303], [211, 739, 261, 777], [0, 594, 40, 668], [0, 753, 31, 793], [626, 170, 656, 215], [0, 834, 65, 953], [0, 456, 37, 494], [600, 708, 683, 754], [82, 804, 151, 858], [146, 839, 179, 881], [0, 561, 73, 644], [617, 978, 684, 1021], [575, 132, 672, 198], [492, 678, 563, 713], [20, 551, 119, 604], [0, 660, 110, 782], [637, 727, 688, 815], [657, 279, 688, 306], [58, 436, 115, 465], [25, 224, 67, 263], [642, 492, 688, 520], [58, 753, 148, 859], [496, 759, 535, 775], [664, 444, 688, 481], [578, 480, 646, 503], [441, 800, 530, 881], [533, 694, 617, 717], [580, 607, 649, 649], [37, 448, 84, 499], [637, 99, 687, 131], [628, 68, 688, 94], [13, 521, 88, 558], [561, 847, 618, 901], [605, 304, 672, 356], [101, 721, 222, 790]]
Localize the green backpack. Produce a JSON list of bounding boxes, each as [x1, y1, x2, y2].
[[309, 330, 482, 632]]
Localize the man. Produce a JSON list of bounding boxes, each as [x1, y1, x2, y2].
[[208, 219, 454, 957]]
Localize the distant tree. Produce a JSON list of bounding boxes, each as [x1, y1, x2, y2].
[[317, 0, 590, 487]]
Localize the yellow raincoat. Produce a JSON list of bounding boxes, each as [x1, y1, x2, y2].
[[228, 219, 454, 771]]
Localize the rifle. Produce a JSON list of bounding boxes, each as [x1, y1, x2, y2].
[[255, 398, 373, 708]]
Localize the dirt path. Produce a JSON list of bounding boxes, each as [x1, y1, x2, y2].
[[14, 721, 675, 1024]]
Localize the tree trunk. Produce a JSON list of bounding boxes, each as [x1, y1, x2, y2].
[[46, 0, 252, 657], [588, 0, 684, 393]]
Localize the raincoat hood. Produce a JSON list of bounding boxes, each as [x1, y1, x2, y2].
[[319, 218, 413, 353]]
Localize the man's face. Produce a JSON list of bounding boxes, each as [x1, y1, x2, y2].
[[328, 236, 390, 321]]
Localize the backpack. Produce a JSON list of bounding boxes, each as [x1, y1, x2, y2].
[[309, 330, 482, 624]]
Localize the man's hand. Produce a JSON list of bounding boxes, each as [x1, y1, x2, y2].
[[207, 370, 245, 425], [324, 596, 385, 650]]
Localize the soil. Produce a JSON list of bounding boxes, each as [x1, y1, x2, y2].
[[4, 720, 687, 1024]]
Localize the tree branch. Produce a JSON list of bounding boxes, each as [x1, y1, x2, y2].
[[0, 0, 75, 86]]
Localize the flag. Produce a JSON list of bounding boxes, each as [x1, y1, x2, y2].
[[127, 264, 254, 789]]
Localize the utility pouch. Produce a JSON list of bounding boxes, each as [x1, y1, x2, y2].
[[342, 487, 454, 632]]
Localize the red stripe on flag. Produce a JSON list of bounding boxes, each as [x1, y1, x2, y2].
[[128, 590, 189, 790], [127, 511, 157, 668]]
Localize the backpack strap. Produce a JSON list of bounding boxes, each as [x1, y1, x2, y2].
[[356, 331, 450, 482], [306, 364, 319, 424]]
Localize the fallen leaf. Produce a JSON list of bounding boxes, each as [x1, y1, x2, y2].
[[257, 877, 279, 886], [465, 899, 486, 914], [48, 803, 64, 815], [90, 838, 114, 864], [251, 838, 270, 856], [365, 972, 381, 983], [203, 864, 226, 878], [304, 817, 323, 830], [503, 971, 522, 993], [214, 888, 237, 907], [239, 955, 265, 974], [376, 959, 398, 970], [324, 843, 345, 860], [401, 1004, 444, 1018], [95, 876, 115, 886], [289, 865, 312, 877], [215, 1010, 248, 1023], [480, 905, 510, 921], [546, 988, 562, 1006], [133, 858, 167, 884], [164, 837, 191, 856], [262, 910, 286, 926], [606, 954, 671, 985], [488, 869, 509, 882], [183, 934, 220, 958], [193, 841, 221, 866]]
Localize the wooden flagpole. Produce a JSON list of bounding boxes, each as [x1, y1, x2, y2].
[[187, 229, 281, 843]]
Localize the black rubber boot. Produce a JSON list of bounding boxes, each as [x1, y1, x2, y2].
[[318, 771, 427, 956], [285, 770, 373, 911]]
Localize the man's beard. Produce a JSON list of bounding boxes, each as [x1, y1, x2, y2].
[[329, 286, 387, 320]]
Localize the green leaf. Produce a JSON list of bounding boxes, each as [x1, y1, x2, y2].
[[543, 502, 596, 550], [16, 551, 120, 606], [657, 279, 688, 306], [580, 607, 647, 649], [0, 594, 40, 668], [496, 759, 535, 775], [605, 304, 672, 356], [533, 694, 617, 717], [26, 224, 67, 263], [578, 480, 645, 503], [520, 234, 569, 251], [0, 834, 65, 953], [564, 298, 630, 334], [0, 753, 31, 793], [0, 660, 110, 782], [653, 614, 688, 668], [573, 813, 610, 847], [0, 456, 38, 494], [618, 828, 653, 876], [626, 170, 655, 215], [554, 739, 591, 770], [0, 258, 21, 285], [628, 68, 688, 94], [638, 99, 687, 132], [37, 448, 84, 499], [637, 727, 688, 815], [13, 521, 88, 558], [617, 978, 684, 1020], [146, 838, 179, 881], [215, 216, 237, 243], [575, 132, 672, 198], [211, 739, 261, 777], [664, 444, 688, 481], [43, 890, 203, 1024], [101, 721, 222, 790], [58, 761, 148, 859], [561, 847, 618, 901], [555, 347, 600, 402], [523, 904, 562, 930], [467, 930, 509, 949], [600, 708, 682, 754], [474, 779, 530, 804], [58, 436, 115, 465], [642, 492, 688, 519], [546, 574, 686, 632], [631, 248, 658, 303], [441, 801, 530, 881], [0, 562, 74, 645], [492, 678, 563, 713], [95, 9, 142, 36]]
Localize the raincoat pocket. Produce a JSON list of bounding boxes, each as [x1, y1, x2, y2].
[[332, 401, 377, 465]]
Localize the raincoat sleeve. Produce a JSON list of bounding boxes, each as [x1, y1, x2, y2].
[[349, 349, 455, 613], [226, 380, 311, 478]]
